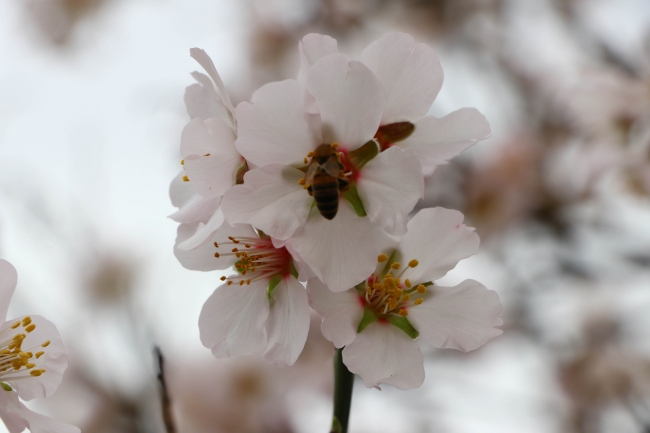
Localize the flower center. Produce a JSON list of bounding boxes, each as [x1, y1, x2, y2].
[[213, 235, 291, 286], [0, 317, 49, 384], [362, 254, 428, 317]]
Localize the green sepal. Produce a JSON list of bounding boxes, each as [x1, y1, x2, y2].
[[346, 140, 379, 170], [1, 382, 12, 392], [357, 308, 378, 334], [267, 274, 283, 299], [289, 262, 299, 279], [341, 183, 366, 217], [331, 416, 343, 433], [386, 316, 419, 339]]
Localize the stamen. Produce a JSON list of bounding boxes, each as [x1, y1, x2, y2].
[[405, 279, 412, 288], [180, 159, 184, 165], [41, 341, 50, 348], [391, 262, 401, 270], [414, 298, 424, 305], [25, 325, 35, 333], [377, 254, 388, 263], [298, 178, 306, 185], [182, 175, 189, 182], [417, 285, 426, 294], [408, 259, 419, 268], [399, 309, 408, 317], [10, 322, 19, 330]]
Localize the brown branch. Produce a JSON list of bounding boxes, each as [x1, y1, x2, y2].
[[155, 346, 177, 433]]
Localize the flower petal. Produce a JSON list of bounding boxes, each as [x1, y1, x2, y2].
[[356, 146, 424, 236], [263, 277, 310, 366], [169, 171, 196, 209], [169, 187, 220, 225], [181, 118, 241, 198], [235, 80, 321, 167], [221, 165, 312, 240], [342, 321, 424, 390], [286, 201, 398, 292], [297, 33, 338, 83], [176, 205, 225, 250], [408, 279, 502, 352], [306, 279, 363, 348], [0, 260, 17, 323], [199, 280, 269, 358], [4, 315, 67, 400], [360, 33, 443, 124], [184, 72, 231, 122], [398, 109, 491, 175], [0, 390, 79, 433], [189, 48, 235, 115], [397, 207, 479, 283], [306, 54, 384, 150]]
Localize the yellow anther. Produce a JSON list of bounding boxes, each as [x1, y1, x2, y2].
[[417, 285, 426, 294], [331, 143, 339, 149], [414, 298, 424, 305], [204, 153, 210, 157], [10, 321, 20, 329], [35, 352, 44, 359], [220, 276, 226, 281], [41, 341, 50, 348], [180, 159, 184, 165], [391, 262, 401, 270], [246, 279, 251, 285], [19, 352, 29, 359], [399, 309, 408, 317], [401, 293, 410, 302], [26, 363, 35, 369], [214, 252, 220, 258], [227, 281, 233, 286], [307, 151, 315, 157], [239, 280, 244, 286], [0, 350, 11, 355], [25, 324, 35, 333], [405, 279, 412, 288], [377, 254, 388, 263], [298, 178, 306, 185], [29, 370, 44, 377], [182, 175, 189, 182], [304, 158, 308, 164], [408, 259, 419, 268]]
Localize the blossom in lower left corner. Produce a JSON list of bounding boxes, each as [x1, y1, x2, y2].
[[0, 259, 79, 433]]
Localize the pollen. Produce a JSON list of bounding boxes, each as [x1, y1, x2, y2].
[[35, 352, 44, 359], [414, 298, 424, 305], [417, 285, 426, 294], [42, 341, 50, 348], [214, 252, 220, 258], [408, 259, 419, 268], [298, 178, 306, 186], [25, 324, 36, 333], [10, 321, 19, 329], [399, 309, 408, 317], [377, 254, 388, 263], [331, 142, 339, 149], [182, 175, 189, 182], [391, 262, 401, 270], [405, 279, 412, 288]]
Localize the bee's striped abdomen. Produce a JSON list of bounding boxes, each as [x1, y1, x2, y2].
[[312, 174, 340, 220]]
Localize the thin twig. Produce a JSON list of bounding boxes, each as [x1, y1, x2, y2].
[[155, 346, 177, 433]]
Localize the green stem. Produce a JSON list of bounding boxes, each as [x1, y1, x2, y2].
[[331, 348, 354, 433]]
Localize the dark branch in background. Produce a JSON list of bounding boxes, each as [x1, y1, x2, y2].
[[155, 346, 177, 433]]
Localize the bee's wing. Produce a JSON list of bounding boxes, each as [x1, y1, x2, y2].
[[322, 158, 341, 177], [305, 162, 319, 184]]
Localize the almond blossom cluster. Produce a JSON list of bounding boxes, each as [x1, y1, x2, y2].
[[172, 32, 503, 390]]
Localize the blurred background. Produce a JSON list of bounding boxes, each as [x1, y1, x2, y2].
[[1, 0, 650, 432]]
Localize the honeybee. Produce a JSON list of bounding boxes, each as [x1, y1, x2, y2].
[[304, 144, 350, 220]]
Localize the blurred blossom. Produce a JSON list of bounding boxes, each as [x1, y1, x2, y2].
[[23, 0, 107, 45]]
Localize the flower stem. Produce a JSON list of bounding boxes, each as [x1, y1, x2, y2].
[[331, 348, 354, 433]]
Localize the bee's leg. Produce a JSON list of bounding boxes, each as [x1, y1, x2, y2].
[[338, 178, 350, 192], [307, 185, 314, 196]]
